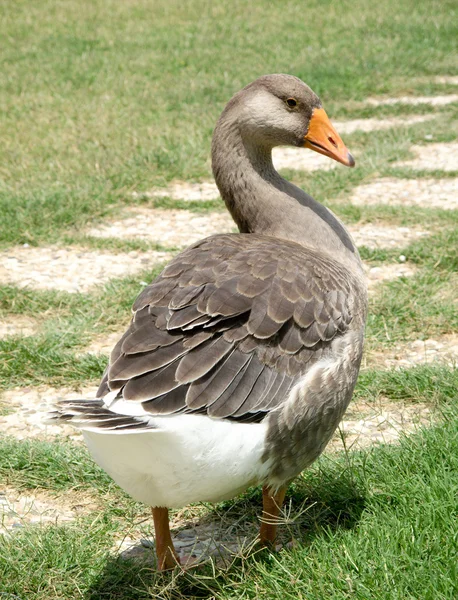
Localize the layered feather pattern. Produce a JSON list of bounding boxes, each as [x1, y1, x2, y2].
[[90, 233, 363, 424]]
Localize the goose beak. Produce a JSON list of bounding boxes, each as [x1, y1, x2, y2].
[[304, 108, 355, 167]]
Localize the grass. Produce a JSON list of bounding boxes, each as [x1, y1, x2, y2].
[[0, 266, 165, 389], [0, 398, 457, 599], [0, 435, 114, 493], [1, 0, 457, 246], [355, 364, 458, 404]]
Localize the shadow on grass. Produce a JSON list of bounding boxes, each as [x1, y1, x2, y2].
[[85, 464, 367, 600]]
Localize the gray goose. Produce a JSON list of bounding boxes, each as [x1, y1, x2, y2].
[[51, 74, 367, 570]]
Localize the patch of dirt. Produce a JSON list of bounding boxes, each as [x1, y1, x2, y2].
[[89, 209, 430, 255], [0, 486, 99, 536], [396, 142, 458, 172], [0, 315, 40, 339], [115, 520, 256, 568], [367, 334, 458, 369], [272, 146, 339, 171], [87, 208, 236, 247], [366, 94, 458, 106], [136, 181, 220, 202], [350, 177, 458, 210], [434, 76, 458, 85], [330, 399, 433, 452], [334, 114, 435, 134], [364, 262, 416, 293], [348, 224, 429, 249], [0, 386, 98, 440], [0, 246, 171, 293], [84, 330, 127, 356]]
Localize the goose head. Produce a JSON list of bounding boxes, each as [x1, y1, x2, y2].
[[220, 73, 355, 167]]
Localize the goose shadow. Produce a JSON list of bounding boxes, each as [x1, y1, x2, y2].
[[85, 466, 367, 600]]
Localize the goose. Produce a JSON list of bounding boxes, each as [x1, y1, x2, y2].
[[50, 74, 367, 570]]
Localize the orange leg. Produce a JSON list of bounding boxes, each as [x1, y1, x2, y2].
[[152, 507, 180, 570], [259, 485, 287, 547]]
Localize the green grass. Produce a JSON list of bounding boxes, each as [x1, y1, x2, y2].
[[0, 435, 114, 493], [355, 364, 458, 404], [0, 264, 167, 389], [1, 0, 457, 246], [0, 398, 456, 599]]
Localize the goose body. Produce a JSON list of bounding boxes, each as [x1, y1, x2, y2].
[[51, 74, 367, 568]]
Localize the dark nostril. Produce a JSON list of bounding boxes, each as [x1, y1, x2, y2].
[[328, 136, 338, 148]]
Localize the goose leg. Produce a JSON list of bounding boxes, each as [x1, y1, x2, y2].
[[259, 485, 287, 547], [152, 507, 180, 570]]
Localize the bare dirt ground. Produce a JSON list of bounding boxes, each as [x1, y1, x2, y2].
[[366, 334, 458, 369], [0, 486, 100, 537], [133, 180, 220, 202], [396, 142, 458, 172], [272, 146, 342, 171], [0, 315, 40, 338], [364, 262, 416, 292], [366, 94, 458, 106], [89, 209, 429, 250], [333, 115, 435, 134], [0, 246, 171, 293], [434, 76, 458, 84], [350, 177, 458, 210], [347, 223, 428, 249], [0, 385, 96, 440], [88, 207, 236, 247], [0, 215, 429, 296]]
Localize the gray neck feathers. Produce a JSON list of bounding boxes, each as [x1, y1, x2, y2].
[[211, 113, 361, 270]]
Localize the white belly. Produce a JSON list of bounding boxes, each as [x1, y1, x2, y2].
[[82, 414, 270, 508]]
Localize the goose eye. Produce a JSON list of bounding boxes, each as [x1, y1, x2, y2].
[[286, 98, 297, 108]]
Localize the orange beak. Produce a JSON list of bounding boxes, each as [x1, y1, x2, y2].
[[304, 108, 355, 167]]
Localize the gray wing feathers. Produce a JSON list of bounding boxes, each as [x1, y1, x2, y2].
[[99, 234, 363, 422]]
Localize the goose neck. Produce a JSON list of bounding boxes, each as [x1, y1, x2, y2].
[[211, 119, 362, 275]]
